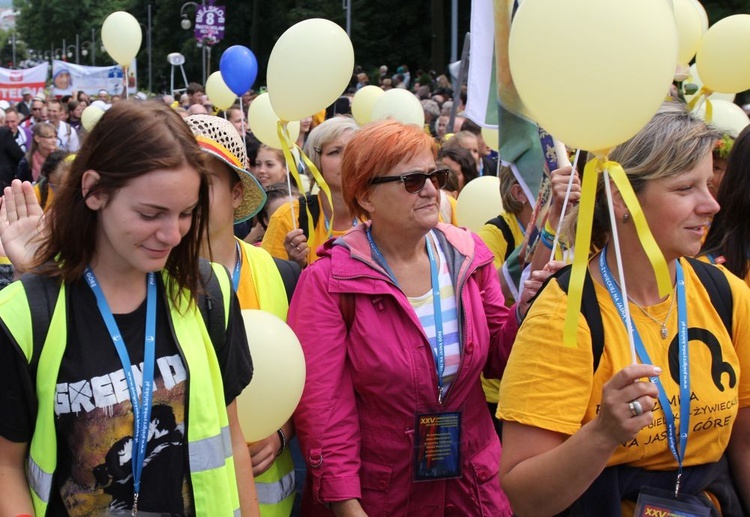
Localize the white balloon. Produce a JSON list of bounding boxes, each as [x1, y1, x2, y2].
[[696, 99, 750, 138]]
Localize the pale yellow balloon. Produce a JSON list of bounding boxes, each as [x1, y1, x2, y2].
[[267, 19, 354, 121], [455, 176, 503, 233], [247, 93, 301, 150], [371, 89, 425, 127], [696, 15, 750, 94], [696, 99, 750, 138], [674, 0, 703, 65], [205, 72, 237, 111], [480, 126, 499, 151], [509, 0, 677, 155], [235, 310, 306, 442], [684, 64, 736, 103], [81, 106, 105, 131], [351, 85, 384, 126], [690, 0, 709, 33], [101, 11, 142, 67]]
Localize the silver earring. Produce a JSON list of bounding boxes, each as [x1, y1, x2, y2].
[[622, 213, 630, 223]]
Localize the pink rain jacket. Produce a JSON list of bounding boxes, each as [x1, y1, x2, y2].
[[288, 223, 518, 516]]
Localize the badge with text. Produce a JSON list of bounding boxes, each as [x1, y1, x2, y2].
[[634, 487, 711, 517], [414, 411, 462, 481]]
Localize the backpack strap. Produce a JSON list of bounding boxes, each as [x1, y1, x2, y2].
[[485, 215, 516, 261], [272, 256, 302, 303], [298, 193, 321, 241], [20, 273, 62, 374], [685, 257, 733, 339], [198, 259, 227, 349], [551, 265, 605, 371]]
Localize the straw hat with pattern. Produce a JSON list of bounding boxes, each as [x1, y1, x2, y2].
[[185, 114, 266, 223]]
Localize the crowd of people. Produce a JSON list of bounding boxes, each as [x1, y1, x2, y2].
[[0, 61, 747, 517]]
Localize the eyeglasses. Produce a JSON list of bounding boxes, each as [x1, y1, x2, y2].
[[31, 107, 42, 111], [369, 168, 450, 194]]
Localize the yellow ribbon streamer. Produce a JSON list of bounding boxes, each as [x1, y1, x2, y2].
[[686, 86, 714, 123], [276, 121, 334, 240], [562, 158, 672, 348]]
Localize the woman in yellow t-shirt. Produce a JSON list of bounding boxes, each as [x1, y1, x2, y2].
[[261, 117, 359, 268], [498, 103, 750, 515], [701, 126, 750, 288]]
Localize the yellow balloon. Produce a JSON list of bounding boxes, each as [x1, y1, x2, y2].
[[674, 0, 703, 65], [81, 106, 105, 131], [480, 126, 499, 151], [696, 15, 750, 94], [205, 72, 237, 111], [235, 310, 306, 442], [267, 19, 354, 121], [371, 89, 425, 127], [247, 93, 301, 150], [455, 176, 503, 233], [509, 0, 677, 155], [684, 64, 736, 104], [101, 11, 142, 67], [351, 85, 384, 126], [690, 0, 709, 33], [696, 99, 750, 138]]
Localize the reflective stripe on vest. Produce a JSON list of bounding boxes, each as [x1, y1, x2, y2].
[[0, 268, 241, 516], [26, 455, 53, 504], [256, 467, 295, 504], [189, 425, 233, 472]]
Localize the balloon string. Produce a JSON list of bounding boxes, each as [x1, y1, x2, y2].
[[284, 162, 296, 229], [551, 148, 581, 260], [124, 66, 129, 100], [239, 97, 247, 159], [603, 168, 638, 365]]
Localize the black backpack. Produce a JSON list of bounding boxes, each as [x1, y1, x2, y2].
[[485, 215, 516, 262], [297, 193, 321, 241], [548, 257, 733, 371]]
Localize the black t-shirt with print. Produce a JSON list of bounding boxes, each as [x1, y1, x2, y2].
[[0, 275, 252, 516]]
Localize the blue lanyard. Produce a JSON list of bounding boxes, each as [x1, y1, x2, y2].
[[323, 210, 358, 238], [84, 267, 157, 509], [366, 228, 446, 404], [232, 240, 242, 292], [598, 248, 690, 496]]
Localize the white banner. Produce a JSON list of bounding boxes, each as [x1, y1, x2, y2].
[[0, 63, 49, 102], [52, 60, 138, 97]]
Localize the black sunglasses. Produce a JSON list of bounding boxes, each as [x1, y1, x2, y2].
[[369, 168, 450, 194]]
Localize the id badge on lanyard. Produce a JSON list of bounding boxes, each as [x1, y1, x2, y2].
[[413, 410, 462, 481], [634, 487, 711, 517]]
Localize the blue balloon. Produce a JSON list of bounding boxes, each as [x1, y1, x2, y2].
[[219, 45, 258, 96]]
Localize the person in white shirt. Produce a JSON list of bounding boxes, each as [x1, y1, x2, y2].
[[46, 99, 79, 152]]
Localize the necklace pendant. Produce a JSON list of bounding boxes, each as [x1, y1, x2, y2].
[[661, 325, 668, 339]]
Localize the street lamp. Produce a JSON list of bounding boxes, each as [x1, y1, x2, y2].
[[180, 1, 207, 85], [65, 44, 77, 63], [7, 32, 16, 68]]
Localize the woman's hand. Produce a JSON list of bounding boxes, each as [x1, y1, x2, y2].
[[248, 433, 281, 477], [284, 228, 309, 268], [517, 260, 565, 318], [548, 165, 581, 231], [591, 364, 661, 448], [0, 180, 44, 274]]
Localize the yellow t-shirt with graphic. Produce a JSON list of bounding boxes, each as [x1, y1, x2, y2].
[[498, 258, 750, 471], [261, 197, 349, 266]]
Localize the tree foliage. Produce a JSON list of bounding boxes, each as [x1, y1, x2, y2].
[[13, 0, 750, 94]]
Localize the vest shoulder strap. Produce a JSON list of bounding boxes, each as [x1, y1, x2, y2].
[[198, 259, 228, 349], [19, 273, 62, 373], [485, 215, 516, 262], [298, 193, 320, 241], [272, 257, 301, 304]]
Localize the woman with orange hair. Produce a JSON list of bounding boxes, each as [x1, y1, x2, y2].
[[287, 120, 555, 516]]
